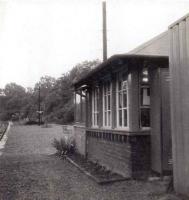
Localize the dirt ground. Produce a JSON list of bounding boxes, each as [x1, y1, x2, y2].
[[0, 124, 173, 200]]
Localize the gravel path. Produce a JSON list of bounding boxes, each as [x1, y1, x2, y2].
[[0, 124, 168, 200]]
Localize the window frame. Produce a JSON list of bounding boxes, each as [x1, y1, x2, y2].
[[92, 87, 99, 128], [116, 73, 129, 129], [140, 68, 150, 129], [103, 81, 112, 128]]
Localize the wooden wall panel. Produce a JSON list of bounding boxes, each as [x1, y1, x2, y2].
[[150, 68, 162, 173], [169, 16, 189, 196], [160, 68, 172, 172]]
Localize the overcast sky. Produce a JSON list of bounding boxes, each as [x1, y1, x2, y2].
[[0, 0, 189, 88]]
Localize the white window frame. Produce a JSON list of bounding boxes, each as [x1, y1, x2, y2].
[[92, 87, 99, 127], [116, 75, 129, 129], [140, 85, 150, 129], [103, 81, 112, 128], [140, 67, 150, 129]]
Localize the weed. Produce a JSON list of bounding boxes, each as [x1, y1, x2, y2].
[[52, 137, 75, 156]]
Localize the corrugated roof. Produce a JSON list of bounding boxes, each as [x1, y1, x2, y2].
[[128, 31, 168, 56]]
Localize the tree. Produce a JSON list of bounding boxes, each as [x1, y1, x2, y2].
[[0, 59, 100, 123], [0, 83, 27, 120]]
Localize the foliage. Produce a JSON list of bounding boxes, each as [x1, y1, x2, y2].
[[24, 120, 44, 125], [0, 59, 100, 123], [52, 137, 75, 156]]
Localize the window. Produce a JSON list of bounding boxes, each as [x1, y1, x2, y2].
[[117, 73, 128, 128], [92, 87, 99, 127], [140, 68, 150, 128], [75, 93, 81, 122], [75, 91, 86, 123], [81, 91, 86, 123], [103, 81, 111, 127]]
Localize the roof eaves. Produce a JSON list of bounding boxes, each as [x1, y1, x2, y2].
[[73, 54, 168, 87]]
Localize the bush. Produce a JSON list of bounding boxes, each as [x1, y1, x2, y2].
[[25, 120, 44, 125], [52, 137, 75, 156]]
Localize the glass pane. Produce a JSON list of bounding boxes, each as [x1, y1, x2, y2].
[[141, 68, 149, 84], [123, 91, 127, 108], [105, 112, 107, 126], [142, 68, 148, 75], [118, 81, 122, 91], [108, 95, 111, 110], [124, 109, 127, 127], [94, 96, 96, 111], [147, 87, 150, 96], [82, 97, 86, 122], [97, 113, 99, 126], [105, 96, 107, 111], [93, 114, 95, 125], [119, 110, 122, 126], [122, 81, 127, 90], [76, 94, 81, 104], [142, 77, 149, 83], [108, 111, 111, 126], [119, 92, 122, 108], [141, 88, 150, 106], [107, 82, 110, 93], [141, 108, 150, 127]]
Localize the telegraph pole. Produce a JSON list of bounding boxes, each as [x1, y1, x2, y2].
[[38, 85, 41, 126], [102, 1, 107, 61]]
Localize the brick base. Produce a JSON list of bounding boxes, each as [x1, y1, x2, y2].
[[86, 130, 150, 178]]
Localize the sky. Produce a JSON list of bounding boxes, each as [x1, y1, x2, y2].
[[0, 0, 189, 88]]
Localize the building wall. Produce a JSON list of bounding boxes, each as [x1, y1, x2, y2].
[[86, 131, 150, 178], [74, 125, 86, 156], [129, 31, 169, 56], [160, 68, 172, 173], [150, 67, 172, 174], [150, 68, 162, 173], [169, 15, 189, 197], [74, 52, 170, 179]]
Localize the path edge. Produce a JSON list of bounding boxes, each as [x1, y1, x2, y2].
[[0, 122, 12, 152], [66, 156, 129, 184]]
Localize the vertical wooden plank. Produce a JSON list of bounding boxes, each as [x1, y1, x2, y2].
[[176, 21, 186, 191], [179, 21, 187, 156], [150, 67, 162, 173], [169, 27, 179, 190], [172, 24, 183, 191], [160, 68, 172, 172], [169, 16, 189, 197], [182, 17, 189, 194]]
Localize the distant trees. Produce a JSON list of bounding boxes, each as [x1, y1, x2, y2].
[[0, 59, 100, 124], [0, 83, 26, 120]]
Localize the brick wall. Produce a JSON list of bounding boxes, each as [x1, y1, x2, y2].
[[130, 136, 151, 178], [86, 130, 150, 178]]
